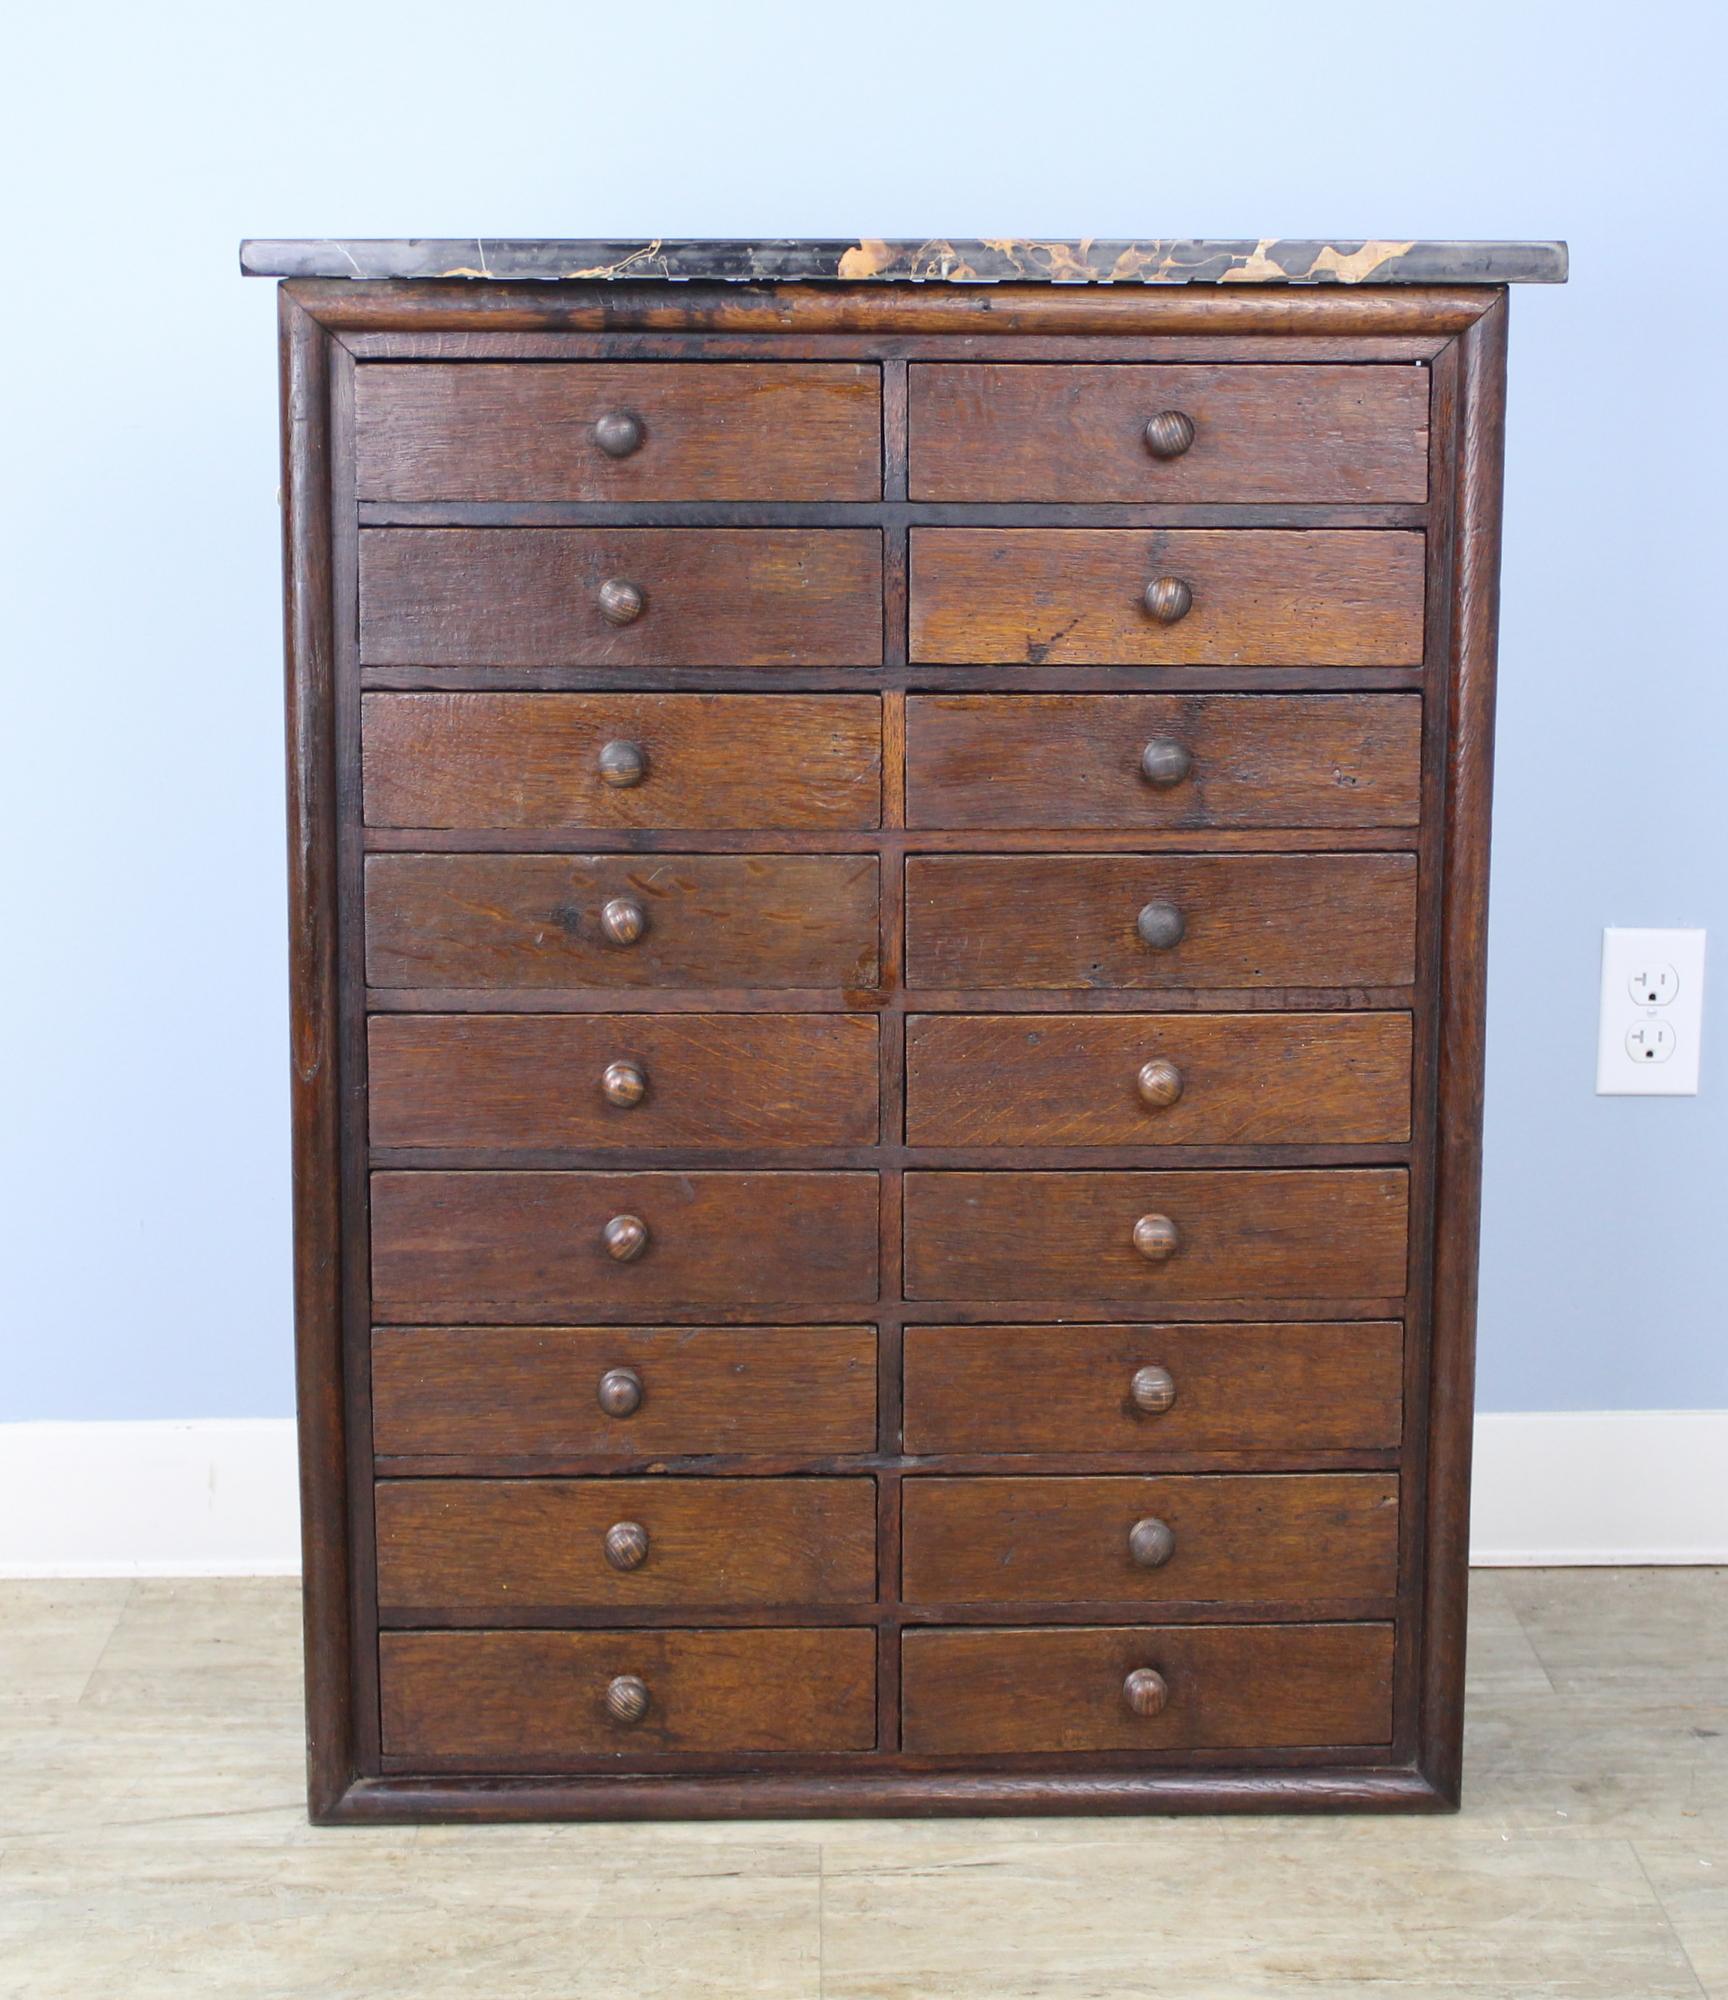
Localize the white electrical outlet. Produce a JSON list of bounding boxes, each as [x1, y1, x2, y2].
[[1597, 927, 1707, 1095]]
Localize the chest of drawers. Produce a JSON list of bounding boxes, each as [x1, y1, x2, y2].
[[250, 234, 1565, 1821]]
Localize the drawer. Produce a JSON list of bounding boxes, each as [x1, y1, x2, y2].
[[900, 1624, 1394, 1755], [373, 1324, 879, 1458], [901, 1322, 1403, 1455], [903, 694, 1421, 831], [902, 1169, 1408, 1302], [356, 362, 882, 503], [904, 854, 1416, 991], [362, 693, 882, 831], [359, 528, 882, 668], [900, 1473, 1399, 1606], [371, 1170, 880, 1320], [381, 1627, 878, 1761], [908, 363, 1429, 503], [904, 1013, 1411, 1147], [375, 1477, 877, 1614], [909, 529, 1425, 666], [365, 854, 880, 992], [369, 1014, 880, 1150]]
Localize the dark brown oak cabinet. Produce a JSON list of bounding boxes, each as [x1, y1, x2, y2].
[[253, 234, 1564, 1821]]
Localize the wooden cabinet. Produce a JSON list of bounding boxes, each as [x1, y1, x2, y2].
[[260, 237, 1550, 1821]]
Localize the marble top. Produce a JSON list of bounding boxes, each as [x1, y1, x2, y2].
[[240, 237, 1567, 286]]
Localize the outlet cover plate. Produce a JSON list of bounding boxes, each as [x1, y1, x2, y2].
[[1597, 927, 1707, 1096]]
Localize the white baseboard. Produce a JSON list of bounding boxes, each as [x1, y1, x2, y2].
[[0, 1411, 1723, 1577]]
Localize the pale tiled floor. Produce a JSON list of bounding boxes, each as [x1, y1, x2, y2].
[[1, 1572, 1723, 1998]]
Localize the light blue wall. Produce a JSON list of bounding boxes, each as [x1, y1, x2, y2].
[[4, 0, 1723, 1419]]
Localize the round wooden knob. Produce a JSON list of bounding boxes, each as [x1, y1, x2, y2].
[[1129, 1516, 1176, 1568], [604, 1519, 649, 1571], [600, 896, 647, 947], [1143, 576, 1193, 625], [1123, 1666, 1169, 1717], [598, 577, 645, 626], [1143, 411, 1195, 460], [597, 738, 648, 788], [1139, 737, 1193, 788], [1130, 1364, 1177, 1414], [1132, 1213, 1180, 1263], [602, 1213, 649, 1262], [594, 410, 645, 459], [601, 1059, 647, 1108], [1136, 1058, 1184, 1109], [606, 1673, 650, 1723], [1136, 900, 1185, 951], [596, 1366, 643, 1418]]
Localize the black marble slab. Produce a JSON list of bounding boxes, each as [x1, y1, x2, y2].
[[240, 237, 1567, 286]]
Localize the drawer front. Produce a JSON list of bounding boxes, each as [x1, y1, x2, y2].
[[904, 694, 1421, 831], [363, 693, 882, 831], [909, 529, 1425, 666], [373, 1325, 879, 1458], [360, 528, 883, 668], [904, 854, 1416, 991], [900, 1473, 1399, 1607], [356, 362, 882, 503], [371, 1170, 880, 1319], [376, 1477, 877, 1614], [902, 1169, 1408, 1302], [365, 854, 880, 992], [901, 1624, 1395, 1755], [904, 1013, 1411, 1147], [901, 1322, 1403, 1455], [381, 1627, 879, 1761], [908, 364, 1429, 504], [369, 1014, 880, 1151]]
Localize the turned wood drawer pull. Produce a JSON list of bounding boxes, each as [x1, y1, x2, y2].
[[1128, 1516, 1176, 1568], [601, 1059, 648, 1108], [1129, 1363, 1177, 1414], [600, 896, 648, 947], [1132, 1212, 1181, 1263], [1139, 737, 1193, 788], [1123, 1666, 1169, 1717], [1135, 900, 1185, 951], [598, 577, 646, 626], [1136, 1057, 1184, 1109], [602, 1213, 649, 1262], [604, 1519, 650, 1570], [597, 738, 648, 788], [593, 410, 645, 459], [596, 1366, 644, 1418], [1143, 410, 1196, 460], [1143, 576, 1193, 625], [606, 1672, 650, 1723]]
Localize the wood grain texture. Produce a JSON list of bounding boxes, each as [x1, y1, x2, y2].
[[900, 1473, 1399, 1606], [356, 362, 882, 502], [362, 693, 882, 830], [900, 1623, 1394, 1754], [902, 1321, 1404, 1455], [908, 364, 1429, 503], [375, 1477, 877, 1614], [359, 528, 882, 667], [904, 1012, 1413, 1146], [373, 1324, 878, 1457], [904, 694, 1421, 831], [365, 853, 880, 991], [381, 1626, 878, 1760], [902, 1169, 1409, 1301], [909, 529, 1425, 666], [369, 1013, 879, 1150], [371, 1170, 880, 1319], [904, 854, 1416, 991]]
